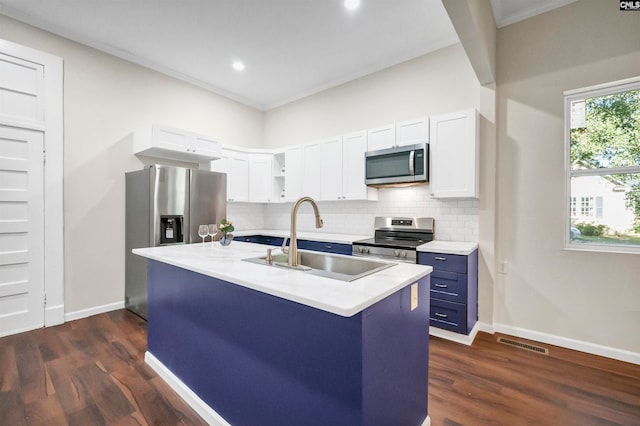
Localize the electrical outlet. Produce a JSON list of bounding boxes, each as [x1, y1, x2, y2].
[[410, 283, 418, 311]]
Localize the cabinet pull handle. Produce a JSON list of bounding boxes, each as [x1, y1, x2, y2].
[[434, 256, 447, 261], [434, 312, 448, 318], [434, 283, 448, 288]]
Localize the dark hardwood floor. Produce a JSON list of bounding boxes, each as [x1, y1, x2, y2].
[[429, 332, 640, 425], [1, 309, 639, 425], [0, 310, 207, 425]]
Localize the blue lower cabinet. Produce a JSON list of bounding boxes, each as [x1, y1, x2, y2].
[[419, 249, 478, 335], [256, 236, 285, 246], [234, 235, 259, 243], [147, 260, 430, 426], [297, 239, 352, 255], [236, 235, 351, 255]]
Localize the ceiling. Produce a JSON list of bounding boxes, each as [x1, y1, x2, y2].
[[0, 0, 576, 110]]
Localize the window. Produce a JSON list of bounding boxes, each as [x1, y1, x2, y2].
[[565, 77, 640, 252], [580, 196, 593, 217]]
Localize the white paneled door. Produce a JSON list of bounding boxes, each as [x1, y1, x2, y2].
[[0, 39, 62, 337], [0, 125, 44, 335]]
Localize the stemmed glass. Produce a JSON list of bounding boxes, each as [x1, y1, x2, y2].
[[208, 224, 218, 245], [198, 225, 209, 245]]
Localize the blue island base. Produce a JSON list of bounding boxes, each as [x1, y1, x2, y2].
[[146, 260, 430, 426]]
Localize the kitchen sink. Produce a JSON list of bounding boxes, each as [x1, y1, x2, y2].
[[242, 250, 395, 282]]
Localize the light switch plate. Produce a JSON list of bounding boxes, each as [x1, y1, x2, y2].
[[410, 283, 418, 311]]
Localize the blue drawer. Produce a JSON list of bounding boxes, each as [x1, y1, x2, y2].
[[430, 270, 467, 304], [298, 240, 351, 255], [418, 252, 467, 274], [430, 299, 467, 334]]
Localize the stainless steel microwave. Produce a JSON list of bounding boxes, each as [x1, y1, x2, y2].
[[365, 143, 428, 186]]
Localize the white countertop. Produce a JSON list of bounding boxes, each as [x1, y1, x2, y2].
[[417, 240, 479, 256], [233, 229, 370, 245], [133, 242, 432, 317]]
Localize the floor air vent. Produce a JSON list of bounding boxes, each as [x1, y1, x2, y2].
[[497, 337, 549, 355]]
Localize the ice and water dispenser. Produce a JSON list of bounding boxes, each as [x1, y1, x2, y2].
[[160, 215, 184, 245]]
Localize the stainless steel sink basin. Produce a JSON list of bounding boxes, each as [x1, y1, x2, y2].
[[242, 251, 395, 282]]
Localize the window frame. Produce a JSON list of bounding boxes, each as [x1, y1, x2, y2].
[[564, 76, 640, 254]]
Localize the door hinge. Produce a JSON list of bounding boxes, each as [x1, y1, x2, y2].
[[43, 292, 47, 306], [43, 149, 46, 166]]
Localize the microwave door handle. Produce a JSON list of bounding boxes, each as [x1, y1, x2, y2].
[[409, 150, 415, 175]]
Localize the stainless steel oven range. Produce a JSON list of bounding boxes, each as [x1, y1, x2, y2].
[[352, 217, 434, 264]]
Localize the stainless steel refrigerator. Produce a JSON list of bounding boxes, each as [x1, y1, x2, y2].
[[125, 165, 227, 319]]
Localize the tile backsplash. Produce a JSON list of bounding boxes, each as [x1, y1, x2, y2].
[[227, 185, 478, 242]]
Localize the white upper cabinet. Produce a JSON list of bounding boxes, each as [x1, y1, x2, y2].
[[320, 136, 343, 201], [321, 131, 377, 201], [210, 149, 249, 202], [134, 124, 221, 162], [190, 132, 221, 158], [229, 154, 249, 202], [248, 154, 274, 203], [396, 117, 429, 146], [429, 109, 479, 199], [302, 141, 322, 200], [341, 131, 376, 200], [367, 124, 396, 151], [284, 145, 303, 202]]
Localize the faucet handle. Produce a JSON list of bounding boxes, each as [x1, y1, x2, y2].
[[281, 237, 289, 254]]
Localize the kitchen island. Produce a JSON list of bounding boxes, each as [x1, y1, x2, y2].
[[134, 242, 432, 426]]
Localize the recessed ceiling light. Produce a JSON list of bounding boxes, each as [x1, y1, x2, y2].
[[344, 0, 360, 11], [232, 61, 245, 72]]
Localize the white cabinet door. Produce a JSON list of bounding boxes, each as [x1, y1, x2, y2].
[[134, 124, 220, 162], [284, 145, 303, 202], [367, 124, 396, 151], [320, 136, 344, 200], [190, 132, 221, 158], [249, 154, 273, 202], [429, 109, 478, 199], [396, 117, 428, 147], [228, 152, 249, 202], [153, 125, 189, 151], [319, 132, 376, 201], [342, 131, 373, 200], [302, 141, 322, 199]]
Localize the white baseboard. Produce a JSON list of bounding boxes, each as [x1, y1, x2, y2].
[[64, 301, 125, 322], [430, 321, 639, 365], [45, 303, 64, 326], [429, 321, 487, 345], [493, 323, 640, 365], [145, 351, 231, 426]]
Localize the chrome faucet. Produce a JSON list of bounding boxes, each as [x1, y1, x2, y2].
[[285, 197, 323, 267]]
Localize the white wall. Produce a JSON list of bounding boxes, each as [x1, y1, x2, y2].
[[496, 0, 640, 354], [0, 15, 264, 314], [263, 44, 480, 147]]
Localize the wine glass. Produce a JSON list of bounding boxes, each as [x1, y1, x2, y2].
[[198, 225, 208, 245], [208, 224, 217, 245]]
